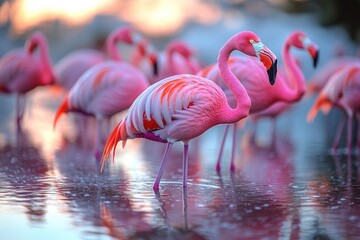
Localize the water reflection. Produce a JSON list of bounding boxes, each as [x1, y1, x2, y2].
[[0, 127, 50, 223]]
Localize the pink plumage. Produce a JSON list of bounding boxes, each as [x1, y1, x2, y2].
[[198, 31, 319, 171], [101, 31, 278, 192], [54, 26, 158, 91], [0, 31, 55, 126], [53, 61, 150, 159], [307, 62, 360, 152], [133, 40, 203, 84]]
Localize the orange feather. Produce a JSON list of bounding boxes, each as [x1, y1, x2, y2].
[[53, 97, 69, 129]]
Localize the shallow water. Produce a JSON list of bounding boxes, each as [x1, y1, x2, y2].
[[1, 85, 360, 240]]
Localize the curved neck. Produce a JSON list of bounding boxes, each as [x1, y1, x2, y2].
[[34, 37, 54, 85], [106, 34, 122, 61], [217, 38, 251, 123], [167, 46, 178, 74], [279, 42, 306, 101]]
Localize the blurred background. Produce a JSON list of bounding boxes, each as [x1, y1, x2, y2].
[[0, 0, 359, 61]]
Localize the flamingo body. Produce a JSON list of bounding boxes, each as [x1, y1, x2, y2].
[[0, 31, 54, 126], [54, 60, 149, 125], [55, 49, 105, 90], [101, 31, 278, 191], [307, 63, 360, 151]]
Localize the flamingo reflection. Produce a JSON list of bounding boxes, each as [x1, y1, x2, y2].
[[0, 127, 50, 223]]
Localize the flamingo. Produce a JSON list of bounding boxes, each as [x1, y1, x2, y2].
[[53, 60, 151, 159], [0, 31, 55, 128], [198, 31, 319, 171], [132, 40, 203, 84], [307, 62, 360, 153], [55, 26, 158, 91], [306, 52, 359, 150], [100, 31, 277, 192]]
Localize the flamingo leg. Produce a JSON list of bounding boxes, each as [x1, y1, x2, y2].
[[216, 125, 230, 172], [332, 116, 345, 150], [346, 113, 353, 154], [357, 113, 360, 151], [153, 142, 173, 192], [16, 94, 26, 127], [230, 123, 237, 172], [182, 183, 189, 230], [94, 117, 104, 160], [182, 142, 189, 189]]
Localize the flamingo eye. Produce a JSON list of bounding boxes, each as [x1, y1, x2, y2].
[[249, 39, 254, 44]]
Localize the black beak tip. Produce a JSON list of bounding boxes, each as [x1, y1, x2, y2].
[[267, 59, 277, 86], [153, 60, 158, 76], [313, 51, 319, 68]]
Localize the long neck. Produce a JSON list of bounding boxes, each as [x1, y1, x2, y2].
[[217, 38, 251, 123], [167, 46, 177, 74], [279, 42, 306, 101], [36, 38, 54, 85], [106, 35, 122, 61]]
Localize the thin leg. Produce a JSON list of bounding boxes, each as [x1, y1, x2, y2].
[[230, 123, 237, 172], [182, 183, 189, 230], [332, 116, 345, 150], [16, 94, 26, 127], [216, 125, 230, 172], [346, 114, 353, 154], [94, 117, 103, 160], [357, 114, 360, 152], [153, 142, 173, 192], [182, 143, 189, 189]]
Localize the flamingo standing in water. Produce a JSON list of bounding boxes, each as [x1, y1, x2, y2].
[[101, 31, 277, 192], [0, 31, 55, 128], [55, 26, 158, 91], [132, 40, 202, 84], [198, 31, 319, 171], [306, 51, 359, 150], [53, 28, 158, 159], [307, 62, 360, 153]]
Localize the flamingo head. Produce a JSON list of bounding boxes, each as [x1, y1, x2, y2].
[[236, 31, 278, 85], [168, 41, 194, 59], [25, 31, 46, 54], [290, 31, 320, 68], [135, 40, 158, 76]]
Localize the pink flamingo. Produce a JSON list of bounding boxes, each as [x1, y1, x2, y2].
[[306, 52, 359, 150], [53, 59, 151, 159], [307, 56, 359, 94], [55, 26, 158, 91], [198, 31, 319, 172], [0, 31, 55, 127], [132, 40, 202, 84], [100, 31, 277, 192], [307, 62, 360, 152]]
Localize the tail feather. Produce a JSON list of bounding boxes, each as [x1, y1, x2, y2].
[[307, 93, 332, 122], [53, 97, 69, 130], [100, 121, 128, 172]]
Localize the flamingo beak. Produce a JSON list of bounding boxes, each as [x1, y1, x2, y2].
[[303, 37, 319, 68], [307, 45, 319, 68], [149, 54, 158, 76], [258, 46, 277, 85]]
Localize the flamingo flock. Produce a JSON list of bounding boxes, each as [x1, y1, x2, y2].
[[1, 24, 359, 192]]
